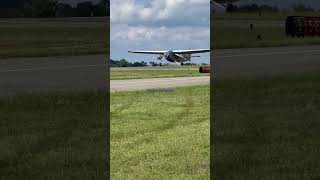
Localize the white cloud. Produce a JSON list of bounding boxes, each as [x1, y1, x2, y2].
[[112, 24, 209, 42], [110, 0, 210, 63], [111, 0, 209, 26]]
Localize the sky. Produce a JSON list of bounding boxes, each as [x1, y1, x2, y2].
[[110, 0, 210, 64]]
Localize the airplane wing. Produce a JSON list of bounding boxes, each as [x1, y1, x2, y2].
[[173, 49, 211, 54], [128, 50, 167, 54], [128, 49, 211, 54]]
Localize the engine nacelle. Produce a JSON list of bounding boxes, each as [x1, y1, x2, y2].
[[164, 51, 175, 62]]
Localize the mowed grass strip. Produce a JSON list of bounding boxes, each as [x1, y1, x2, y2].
[[212, 26, 320, 49], [214, 72, 320, 179], [0, 91, 108, 180], [111, 67, 208, 80], [111, 85, 210, 179], [0, 26, 108, 59]]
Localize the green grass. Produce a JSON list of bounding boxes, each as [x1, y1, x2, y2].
[[212, 12, 320, 21], [0, 91, 108, 180], [111, 85, 210, 179], [214, 72, 320, 179], [0, 26, 108, 59], [212, 26, 320, 49], [110, 67, 208, 80]]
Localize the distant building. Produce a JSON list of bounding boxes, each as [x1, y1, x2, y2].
[[211, 0, 226, 14]]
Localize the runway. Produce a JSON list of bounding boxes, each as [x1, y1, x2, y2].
[[213, 45, 320, 79], [1, 45, 320, 95], [0, 55, 107, 96], [110, 76, 210, 92], [0, 17, 108, 27]]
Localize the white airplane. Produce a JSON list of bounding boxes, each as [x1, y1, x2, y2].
[[128, 49, 210, 65]]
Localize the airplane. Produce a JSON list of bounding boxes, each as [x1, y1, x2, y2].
[[128, 49, 210, 65], [211, 0, 227, 14]]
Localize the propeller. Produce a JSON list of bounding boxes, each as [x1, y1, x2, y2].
[[157, 55, 164, 66], [157, 54, 164, 60]]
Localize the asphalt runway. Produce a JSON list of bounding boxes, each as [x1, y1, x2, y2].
[[0, 17, 108, 27], [1, 45, 320, 95], [110, 76, 210, 92], [0, 55, 107, 96], [213, 45, 320, 79]]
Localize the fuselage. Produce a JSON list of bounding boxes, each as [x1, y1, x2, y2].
[[164, 51, 191, 63], [128, 48, 210, 64]]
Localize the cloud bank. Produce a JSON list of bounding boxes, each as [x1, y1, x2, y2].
[[111, 0, 210, 63]]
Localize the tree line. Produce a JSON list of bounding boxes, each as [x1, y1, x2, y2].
[[110, 59, 148, 67], [214, 0, 318, 13], [226, 3, 318, 13], [0, 0, 109, 18], [110, 59, 205, 67]]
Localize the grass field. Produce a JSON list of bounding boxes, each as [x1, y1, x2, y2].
[[110, 67, 208, 80], [0, 91, 108, 180], [111, 85, 210, 179], [0, 24, 108, 59], [214, 72, 320, 179], [212, 11, 320, 49], [212, 26, 320, 49]]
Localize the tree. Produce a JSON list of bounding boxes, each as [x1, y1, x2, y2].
[[149, 61, 158, 66], [226, 3, 238, 12], [238, 4, 259, 12], [260, 5, 278, 12], [215, 0, 240, 3], [55, 3, 75, 17], [76, 1, 93, 17], [93, 0, 109, 16], [293, 4, 314, 12], [119, 59, 129, 67], [23, 0, 58, 17], [0, 0, 26, 17]]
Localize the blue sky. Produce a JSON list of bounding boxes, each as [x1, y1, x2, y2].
[[110, 0, 210, 64]]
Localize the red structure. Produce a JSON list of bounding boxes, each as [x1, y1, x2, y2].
[[304, 16, 320, 36], [286, 16, 320, 37], [199, 65, 210, 73]]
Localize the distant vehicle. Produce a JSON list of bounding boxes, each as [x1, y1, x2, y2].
[[286, 16, 320, 37], [199, 65, 210, 73], [128, 49, 210, 66]]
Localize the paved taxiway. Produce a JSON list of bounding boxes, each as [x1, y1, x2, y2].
[[110, 76, 210, 92], [1, 45, 320, 95]]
